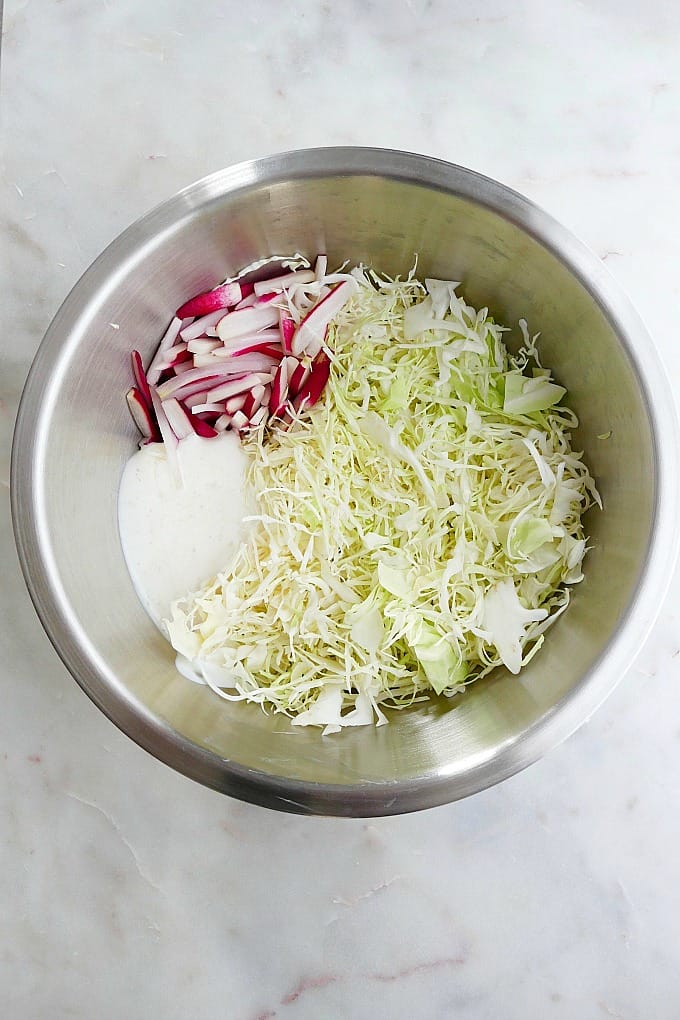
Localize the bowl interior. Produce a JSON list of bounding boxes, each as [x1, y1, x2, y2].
[[13, 155, 657, 813]]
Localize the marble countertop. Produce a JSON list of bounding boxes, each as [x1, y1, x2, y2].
[[2, 1, 680, 1016]]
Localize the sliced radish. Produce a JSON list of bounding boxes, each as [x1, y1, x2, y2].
[[268, 359, 290, 417], [162, 340, 188, 360], [216, 305, 280, 341], [176, 281, 242, 319], [147, 317, 184, 384], [291, 279, 357, 356], [156, 347, 192, 373], [249, 406, 268, 427], [253, 270, 315, 296], [150, 388, 182, 484], [126, 387, 159, 440], [192, 353, 223, 369], [314, 254, 328, 282], [200, 352, 279, 376], [172, 359, 196, 375], [206, 372, 273, 402], [183, 391, 208, 409], [191, 417, 219, 438], [158, 366, 229, 400], [288, 359, 310, 397], [233, 292, 258, 310], [241, 391, 258, 420], [161, 398, 194, 440], [131, 351, 153, 410], [129, 255, 346, 449], [292, 352, 331, 412], [279, 309, 296, 354], [212, 329, 281, 355], [187, 338, 221, 355], [180, 310, 227, 341], [189, 402, 227, 414], [225, 393, 247, 415]]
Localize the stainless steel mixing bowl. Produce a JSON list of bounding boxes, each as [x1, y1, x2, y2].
[[11, 148, 679, 815]]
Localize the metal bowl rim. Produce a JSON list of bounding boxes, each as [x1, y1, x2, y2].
[[10, 146, 680, 816]]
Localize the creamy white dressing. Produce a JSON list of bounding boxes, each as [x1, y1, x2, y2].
[[118, 432, 249, 632]]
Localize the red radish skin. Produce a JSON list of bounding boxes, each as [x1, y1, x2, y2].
[[279, 310, 296, 354], [226, 341, 283, 360], [268, 359, 290, 417], [293, 353, 331, 412], [176, 281, 243, 319], [157, 346, 192, 370], [241, 390, 258, 420], [190, 417, 219, 438], [288, 359, 310, 396]]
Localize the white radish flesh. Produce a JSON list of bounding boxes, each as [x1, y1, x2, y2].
[[180, 310, 226, 341], [161, 398, 195, 440], [190, 402, 227, 414], [183, 392, 208, 409], [253, 269, 315, 296], [217, 305, 280, 340], [225, 394, 247, 414], [150, 388, 182, 486], [158, 367, 227, 399], [187, 338, 221, 355], [250, 406, 268, 427], [314, 254, 328, 281], [147, 317, 184, 384], [207, 372, 273, 402]]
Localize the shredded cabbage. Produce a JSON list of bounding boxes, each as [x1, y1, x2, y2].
[[166, 270, 600, 733]]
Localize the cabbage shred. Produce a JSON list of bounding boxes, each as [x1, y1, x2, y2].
[[166, 271, 600, 734]]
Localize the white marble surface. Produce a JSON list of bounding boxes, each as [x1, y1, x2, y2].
[[2, 1, 680, 1016]]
